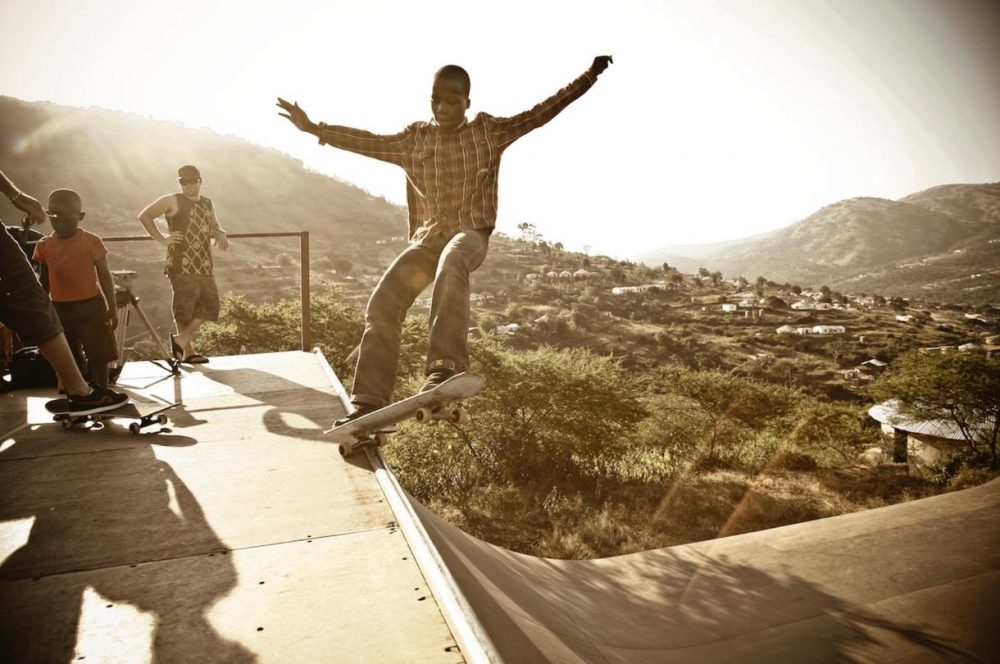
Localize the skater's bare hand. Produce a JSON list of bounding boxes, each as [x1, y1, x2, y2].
[[276, 98, 318, 134], [107, 309, 118, 331], [590, 55, 613, 77], [214, 229, 229, 250]]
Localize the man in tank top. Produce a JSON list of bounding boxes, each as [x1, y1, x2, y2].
[[138, 165, 229, 363]]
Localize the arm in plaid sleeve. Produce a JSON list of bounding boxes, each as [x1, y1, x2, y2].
[[315, 123, 414, 165], [494, 69, 598, 148]]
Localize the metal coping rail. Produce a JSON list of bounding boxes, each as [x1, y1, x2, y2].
[[104, 232, 311, 351], [311, 347, 503, 664]]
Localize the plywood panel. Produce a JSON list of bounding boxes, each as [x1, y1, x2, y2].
[[0, 530, 460, 663]]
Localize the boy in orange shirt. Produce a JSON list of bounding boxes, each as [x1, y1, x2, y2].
[[33, 189, 119, 390]]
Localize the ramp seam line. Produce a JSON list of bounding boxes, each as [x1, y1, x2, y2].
[[0, 524, 398, 584]]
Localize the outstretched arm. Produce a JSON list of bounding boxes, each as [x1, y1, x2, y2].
[[276, 97, 410, 165], [496, 55, 613, 147]]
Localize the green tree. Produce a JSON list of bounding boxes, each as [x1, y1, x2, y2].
[[871, 350, 1000, 465], [661, 369, 799, 464], [390, 338, 647, 493], [199, 287, 364, 376]]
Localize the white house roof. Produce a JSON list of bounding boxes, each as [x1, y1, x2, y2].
[[868, 400, 995, 441]]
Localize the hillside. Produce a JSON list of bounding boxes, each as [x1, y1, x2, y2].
[[0, 96, 406, 256], [640, 184, 1000, 304], [0, 95, 411, 328]]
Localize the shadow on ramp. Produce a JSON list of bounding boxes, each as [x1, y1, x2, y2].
[[405, 480, 1000, 663], [0, 432, 254, 663]]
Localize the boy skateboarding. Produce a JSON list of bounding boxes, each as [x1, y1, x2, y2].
[[278, 56, 613, 425]]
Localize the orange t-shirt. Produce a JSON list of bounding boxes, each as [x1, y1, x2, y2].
[[32, 229, 107, 303]]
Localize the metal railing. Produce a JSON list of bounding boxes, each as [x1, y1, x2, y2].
[[104, 231, 312, 350]]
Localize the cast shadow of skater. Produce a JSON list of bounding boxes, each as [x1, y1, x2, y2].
[[187, 365, 343, 441], [0, 432, 256, 663]]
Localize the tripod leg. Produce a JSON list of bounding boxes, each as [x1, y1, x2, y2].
[[130, 294, 173, 360], [125, 292, 180, 375]]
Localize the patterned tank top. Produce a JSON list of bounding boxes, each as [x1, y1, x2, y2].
[[165, 194, 214, 276]]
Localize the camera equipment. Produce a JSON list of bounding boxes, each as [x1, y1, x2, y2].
[[110, 270, 179, 378]]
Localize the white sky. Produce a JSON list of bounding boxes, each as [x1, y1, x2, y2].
[[2, 0, 998, 257]]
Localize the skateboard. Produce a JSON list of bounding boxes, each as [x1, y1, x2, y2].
[[328, 372, 485, 457], [47, 399, 179, 434]]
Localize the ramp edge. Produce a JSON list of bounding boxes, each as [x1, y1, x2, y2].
[[311, 348, 503, 664]]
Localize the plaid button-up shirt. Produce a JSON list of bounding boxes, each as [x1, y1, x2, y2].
[[317, 69, 598, 243]]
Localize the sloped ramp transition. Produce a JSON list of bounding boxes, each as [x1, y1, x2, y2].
[[328, 348, 999, 662], [405, 479, 999, 662]]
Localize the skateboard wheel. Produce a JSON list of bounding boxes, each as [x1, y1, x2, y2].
[[415, 407, 433, 424], [129, 423, 140, 435], [339, 442, 354, 457], [61, 419, 72, 430], [157, 414, 168, 425], [452, 407, 467, 425]]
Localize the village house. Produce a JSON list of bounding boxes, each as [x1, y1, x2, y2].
[[612, 284, 662, 295], [494, 323, 520, 335], [721, 303, 737, 313], [868, 401, 995, 476], [812, 325, 846, 335], [859, 358, 888, 376]]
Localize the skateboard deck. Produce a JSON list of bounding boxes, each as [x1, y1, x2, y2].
[[49, 400, 179, 434], [328, 372, 485, 457]]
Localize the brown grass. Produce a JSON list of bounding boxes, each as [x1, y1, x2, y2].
[[426, 465, 948, 560]]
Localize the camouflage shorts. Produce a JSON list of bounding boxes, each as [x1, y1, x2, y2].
[[168, 273, 220, 325]]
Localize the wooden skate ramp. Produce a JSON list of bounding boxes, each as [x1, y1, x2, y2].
[[2, 350, 997, 663], [407, 477, 1000, 663], [0, 352, 461, 663]]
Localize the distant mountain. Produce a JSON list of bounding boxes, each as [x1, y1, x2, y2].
[[639, 183, 1000, 303], [0, 96, 407, 257]]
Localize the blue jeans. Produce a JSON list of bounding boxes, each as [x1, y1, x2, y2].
[[351, 229, 490, 408]]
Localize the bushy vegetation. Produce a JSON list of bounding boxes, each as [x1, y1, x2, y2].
[[871, 350, 1000, 480], [186, 238, 999, 558]]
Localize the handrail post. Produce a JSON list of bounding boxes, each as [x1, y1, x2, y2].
[[300, 231, 311, 350]]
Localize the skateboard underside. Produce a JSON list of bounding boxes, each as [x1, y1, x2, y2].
[[331, 373, 484, 457]]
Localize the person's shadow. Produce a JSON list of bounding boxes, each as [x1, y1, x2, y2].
[[0, 430, 255, 662]]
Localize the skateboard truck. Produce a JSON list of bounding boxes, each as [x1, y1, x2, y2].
[[51, 401, 179, 435], [329, 372, 484, 457]]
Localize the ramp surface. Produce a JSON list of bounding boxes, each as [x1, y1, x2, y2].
[[0, 352, 460, 663], [2, 351, 998, 663], [409, 482, 999, 662]]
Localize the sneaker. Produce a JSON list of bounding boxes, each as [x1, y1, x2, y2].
[[333, 403, 378, 428], [65, 387, 129, 416], [420, 368, 456, 393]]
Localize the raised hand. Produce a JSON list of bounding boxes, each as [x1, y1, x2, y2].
[[276, 97, 317, 133], [590, 55, 614, 77]]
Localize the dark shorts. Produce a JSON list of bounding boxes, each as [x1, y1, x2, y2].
[[168, 273, 220, 325], [0, 225, 63, 346], [53, 296, 118, 365]]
